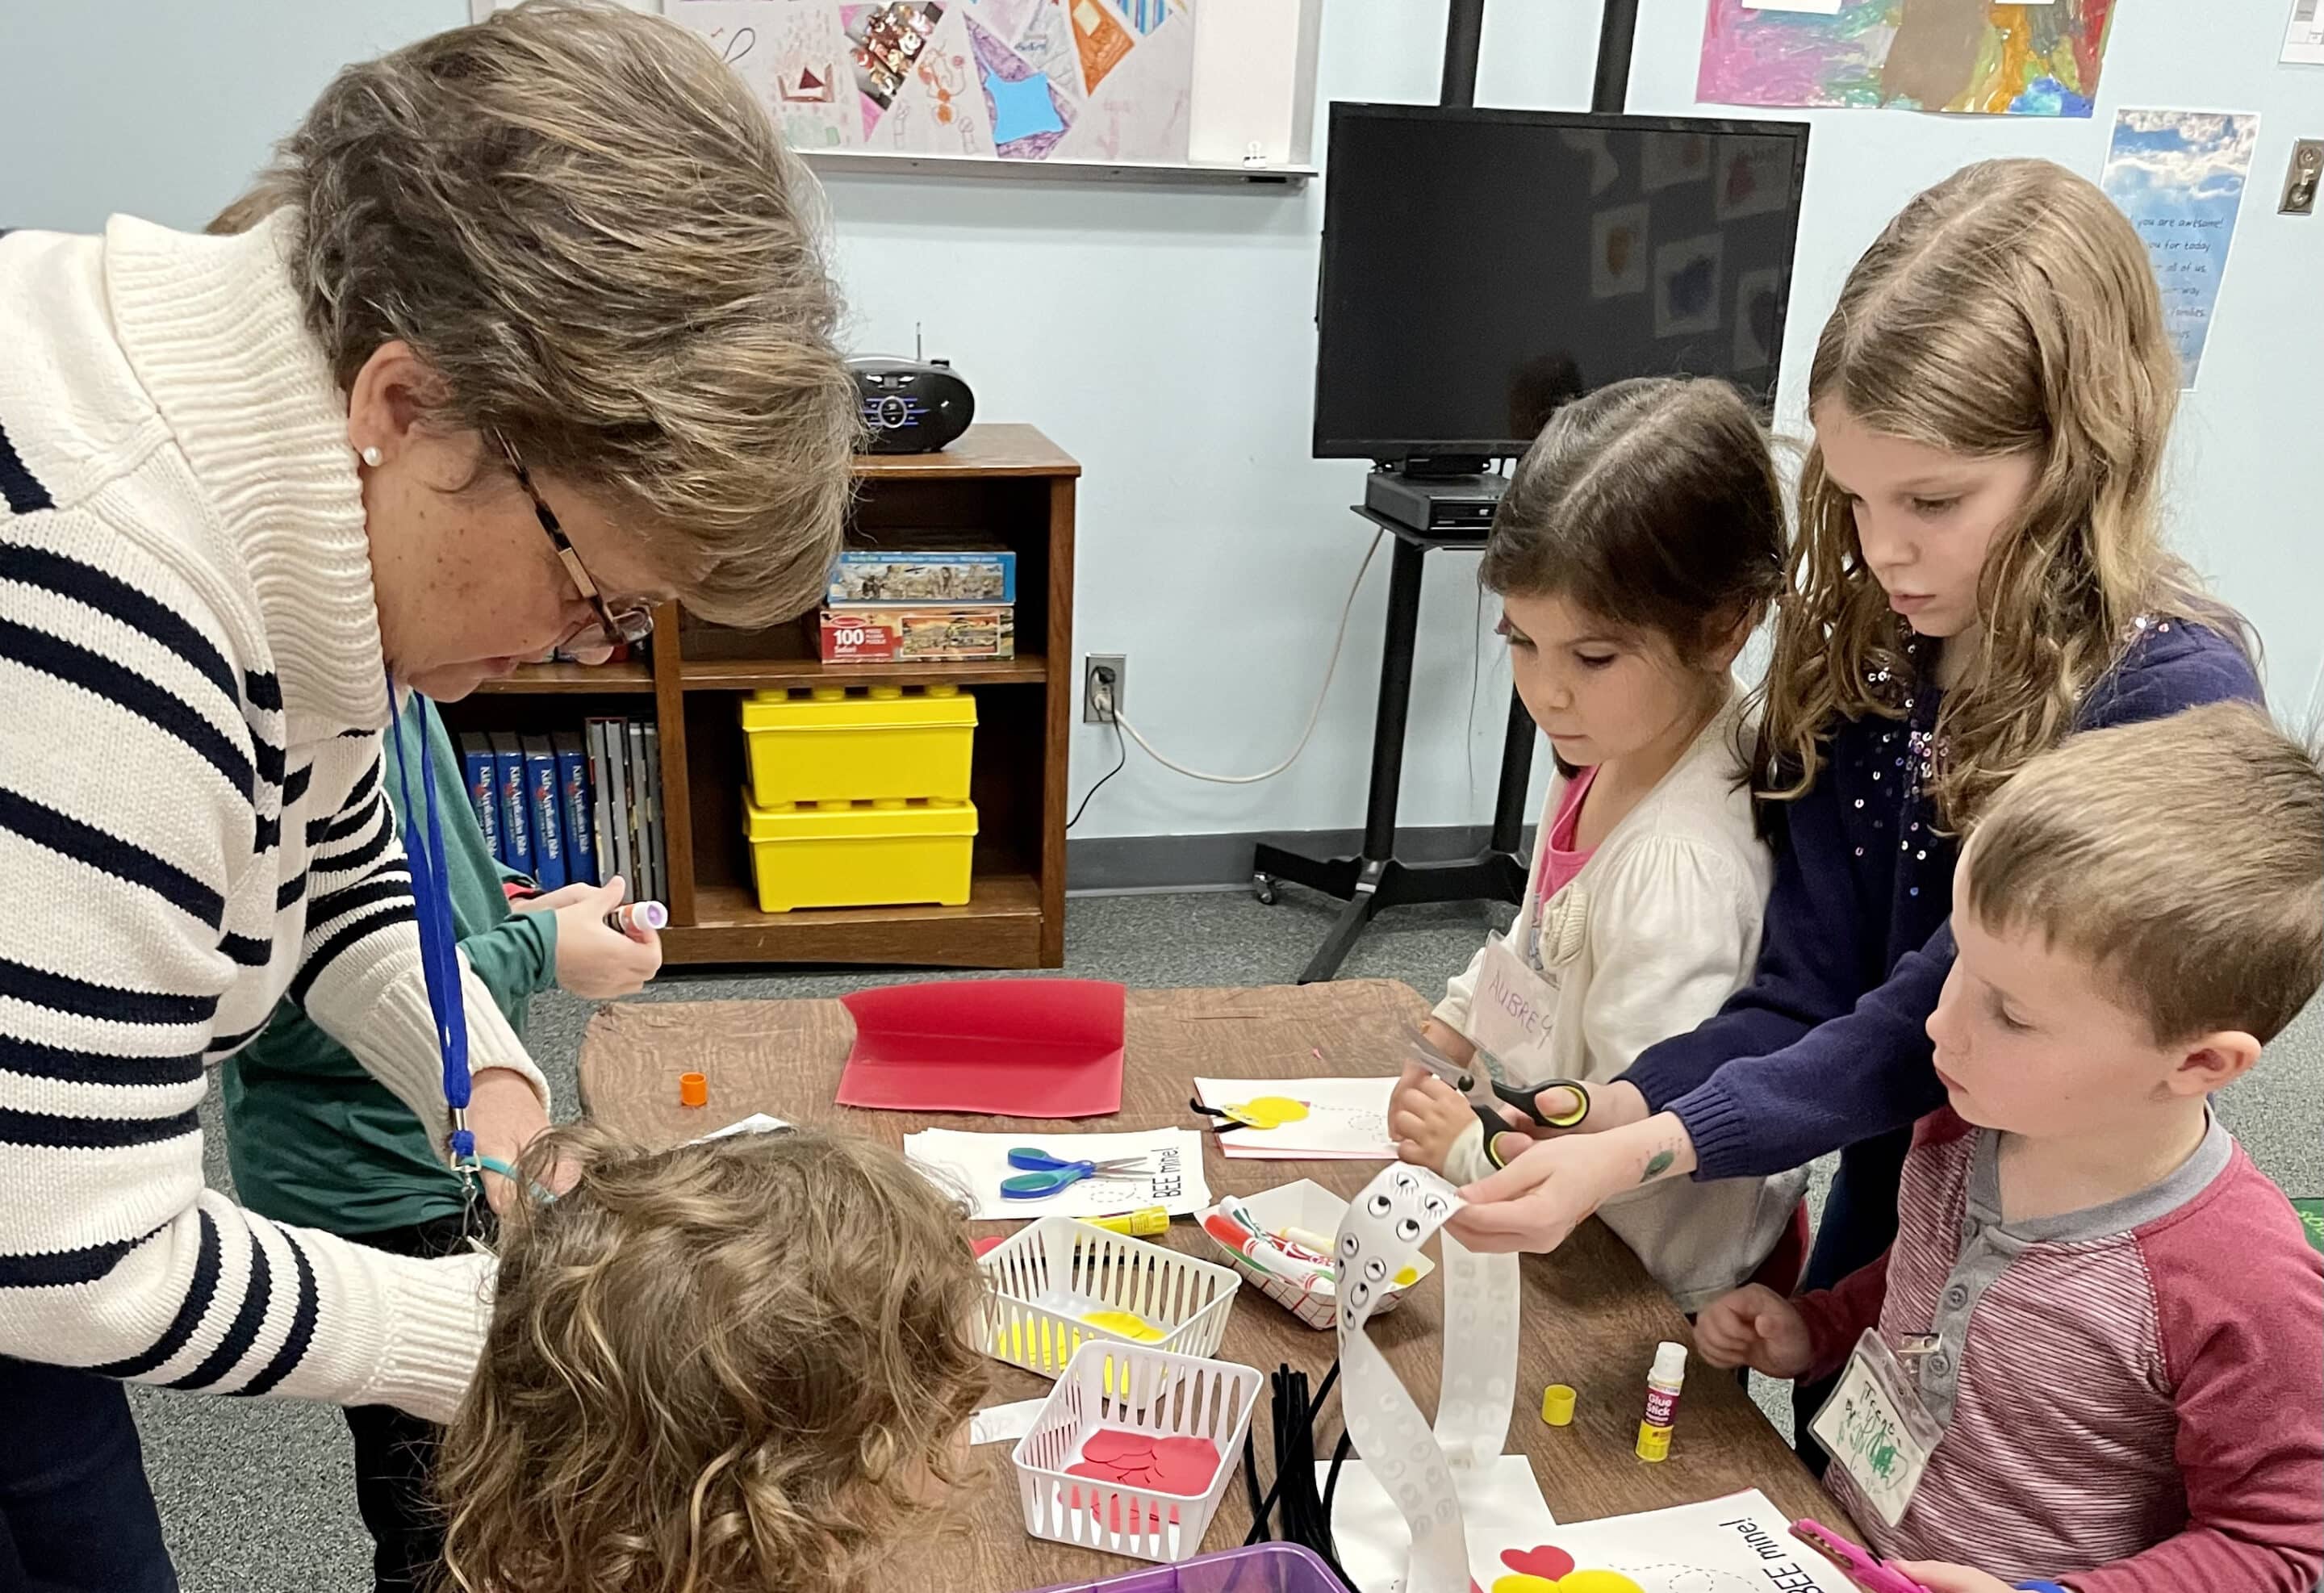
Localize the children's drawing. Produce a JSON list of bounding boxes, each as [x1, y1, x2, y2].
[[671, 0, 1192, 163], [1068, 0, 1137, 91], [1732, 266, 1783, 370], [1456, 1491, 1852, 1593], [1192, 1077, 1396, 1159], [1653, 234, 1724, 339], [1697, 0, 2115, 119], [968, 15, 1075, 157], [1590, 204, 1649, 299]]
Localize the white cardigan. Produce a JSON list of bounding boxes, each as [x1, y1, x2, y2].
[[1436, 688, 1805, 1311], [0, 215, 549, 1421]]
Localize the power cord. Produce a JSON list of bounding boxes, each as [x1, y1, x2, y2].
[[1067, 668, 1129, 830], [1111, 530, 1386, 785]]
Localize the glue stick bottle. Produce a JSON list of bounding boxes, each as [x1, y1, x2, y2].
[[1636, 1340, 1687, 1461], [606, 900, 667, 937]]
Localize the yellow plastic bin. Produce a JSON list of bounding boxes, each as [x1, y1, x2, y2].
[[739, 685, 976, 808], [742, 795, 977, 912]]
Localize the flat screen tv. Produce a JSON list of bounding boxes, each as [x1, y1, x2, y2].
[[1313, 104, 1811, 464]]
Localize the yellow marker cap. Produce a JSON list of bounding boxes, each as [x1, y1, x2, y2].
[[1540, 1384, 1576, 1426], [1636, 1421, 1671, 1462], [1087, 1206, 1169, 1237]]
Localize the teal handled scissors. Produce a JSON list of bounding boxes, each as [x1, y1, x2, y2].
[[1000, 1146, 1156, 1202]]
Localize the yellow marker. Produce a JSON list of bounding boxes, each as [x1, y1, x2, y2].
[[1086, 1206, 1169, 1238], [1540, 1383, 1575, 1427]]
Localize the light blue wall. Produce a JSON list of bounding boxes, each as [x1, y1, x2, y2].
[[3, 2, 2317, 845]]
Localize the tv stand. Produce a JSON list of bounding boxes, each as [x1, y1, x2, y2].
[[1252, 507, 1532, 985]]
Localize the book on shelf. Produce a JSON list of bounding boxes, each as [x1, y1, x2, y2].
[[520, 735, 566, 890], [587, 717, 631, 899], [552, 731, 597, 888], [489, 732, 533, 877], [458, 734, 499, 859], [642, 722, 667, 909]]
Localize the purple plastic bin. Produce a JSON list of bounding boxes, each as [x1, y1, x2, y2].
[[1026, 1543, 1351, 1593]]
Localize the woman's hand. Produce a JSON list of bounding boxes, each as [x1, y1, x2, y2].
[[530, 876, 661, 999], [1445, 1112, 1698, 1253], [467, 1067, 563, 1214], [1693, 1284, 1815, 1378], [1886, 1563, 2019, 1593]]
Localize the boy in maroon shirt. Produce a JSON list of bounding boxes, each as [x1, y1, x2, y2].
[[1698, 704, 2323, 1593]]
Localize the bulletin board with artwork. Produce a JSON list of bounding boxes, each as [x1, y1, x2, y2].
[[666, 0, 1324, 178]]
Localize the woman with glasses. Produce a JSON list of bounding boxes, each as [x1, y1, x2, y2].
[[0, 6, 855, 1588]]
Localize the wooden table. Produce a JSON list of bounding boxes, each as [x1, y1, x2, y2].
[[579, 979, 1847, 1588]]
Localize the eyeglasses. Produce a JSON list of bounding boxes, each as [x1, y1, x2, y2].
[[494, 432, 656, 648]]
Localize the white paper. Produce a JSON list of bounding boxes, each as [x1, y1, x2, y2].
[[688, 1112, 792, 1145], [2285, 0, 2324, 65], [1740, 0, 1845, 14], [905, 1127, 1209, 1220], [970, 1397, 1049, 1446], [1504, 1490, 1854, 1591], [1325, 1457, 1557, 1593], [1193, 1077, 1396, 1160]]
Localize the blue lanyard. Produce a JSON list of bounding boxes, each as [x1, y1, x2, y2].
[[383, 674, 474, 1169]]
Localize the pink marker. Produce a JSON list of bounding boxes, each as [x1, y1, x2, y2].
[[605, 901, 667, 936]]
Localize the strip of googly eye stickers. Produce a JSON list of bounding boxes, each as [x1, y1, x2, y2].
[[1335, 1165, 1525, 1593]]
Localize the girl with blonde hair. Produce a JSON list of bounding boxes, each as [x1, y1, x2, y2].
[[0, 4, 855, 1584], [1447, 157, 2260, 1447]]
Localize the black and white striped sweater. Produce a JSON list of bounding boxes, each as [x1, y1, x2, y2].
[[0, 213, 548, 1423]]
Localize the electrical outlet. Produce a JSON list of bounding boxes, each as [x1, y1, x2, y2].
[[1084, 654, 1126, 724]]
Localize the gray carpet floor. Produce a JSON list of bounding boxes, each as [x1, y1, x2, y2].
[[137, 888, 2324, 1592]]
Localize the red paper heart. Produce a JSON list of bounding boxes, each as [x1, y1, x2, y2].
[[1146, 1436, 1221, 1494], [1082, 1428, 1156, 1464], [1499, 1545, 1577, 1581]]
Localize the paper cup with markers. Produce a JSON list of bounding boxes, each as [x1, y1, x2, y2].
[[1010, 1340, 1262, 1564], [1198, 1181, 1433, 1331], [979, 1216, 1239, 1378]]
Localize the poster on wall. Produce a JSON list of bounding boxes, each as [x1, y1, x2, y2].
[[667, 0, 1197, 164], [1697, 0, 2116, 118], [2099, 109, 2261, 390], [2284, 0, 2324, 65]]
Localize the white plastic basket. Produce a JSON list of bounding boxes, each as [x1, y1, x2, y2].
[[1010, 1340, 1263, 1563], [980, 1216, 1239, 1378]]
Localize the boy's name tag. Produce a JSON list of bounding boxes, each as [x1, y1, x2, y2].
[[1808, 1331, 1943, 1527]]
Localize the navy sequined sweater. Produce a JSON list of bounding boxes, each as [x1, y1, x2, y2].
[[1620, 618, 2261, 1181]]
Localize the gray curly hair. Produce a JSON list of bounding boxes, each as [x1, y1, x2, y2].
[[213, 0, 859, 629]]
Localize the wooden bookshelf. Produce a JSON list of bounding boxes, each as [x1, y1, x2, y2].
[[440, 424, 1076, 971]]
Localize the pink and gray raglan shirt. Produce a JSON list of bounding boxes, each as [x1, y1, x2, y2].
[[1793, 1109, 2324, 1592]]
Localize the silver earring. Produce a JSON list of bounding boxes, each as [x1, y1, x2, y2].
[[360, 445, 384, 468]]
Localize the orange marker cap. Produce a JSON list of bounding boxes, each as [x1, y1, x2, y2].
[[679, 1072, 708, 1108]]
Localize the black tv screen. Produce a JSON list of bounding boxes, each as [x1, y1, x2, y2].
[[1313, 104, 1810, 462]]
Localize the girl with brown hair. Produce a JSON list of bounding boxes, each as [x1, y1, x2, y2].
[[438, 1125, 993, 1593], [1448, 158, 2261, 1449], [1386, 376, 1808, 1314]]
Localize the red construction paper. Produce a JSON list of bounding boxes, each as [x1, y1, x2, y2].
[[836, 980, 1126, 1118], [1081, 1428, 1156, 1464]]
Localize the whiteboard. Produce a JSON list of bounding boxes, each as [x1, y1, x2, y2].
[[659, 0, 1321, 180]]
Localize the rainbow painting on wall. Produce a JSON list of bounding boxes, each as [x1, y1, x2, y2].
[[1696, 0, 2115, 119]]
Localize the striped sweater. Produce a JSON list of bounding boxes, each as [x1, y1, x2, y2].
[[0, 213, 550, 1424], [1795, 1110, 2324, 1591]]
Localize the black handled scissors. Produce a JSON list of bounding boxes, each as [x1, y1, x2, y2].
[[1403, 1027, 1591, 1129]]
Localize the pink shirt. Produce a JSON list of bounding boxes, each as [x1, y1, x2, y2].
[[1796, 1110, 2324, 1592], [1536, 766, 1599, 903]]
